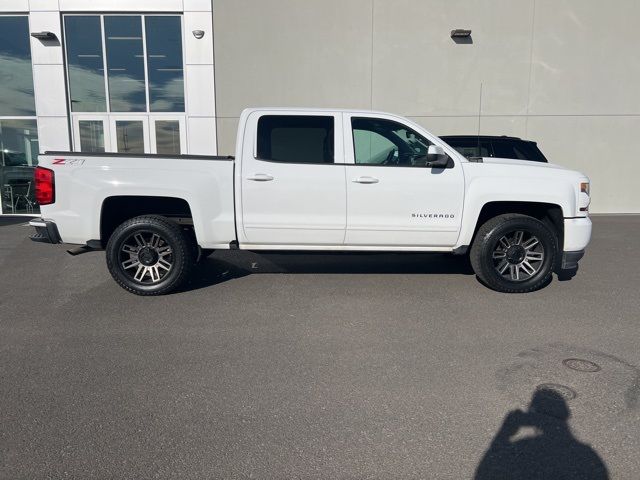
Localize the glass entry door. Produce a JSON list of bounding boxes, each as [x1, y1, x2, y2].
[[72, 116, 109, 153], [150, 117, 185, 155], [72, 115, 184, 154], [109, 116, 149, 154]]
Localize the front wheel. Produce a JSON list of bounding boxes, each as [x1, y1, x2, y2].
[[106, 215, 194, 295], [470, 214, 557, 293]]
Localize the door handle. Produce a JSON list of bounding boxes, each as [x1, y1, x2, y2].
[[352, 176, 379, 184], [247, 173, 274, 182]]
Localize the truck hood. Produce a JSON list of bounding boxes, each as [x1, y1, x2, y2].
[[473, 157, 589, 183], [480, 157, 568, 170]]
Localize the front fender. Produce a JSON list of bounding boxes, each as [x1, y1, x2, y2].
[[456, 175, 575, 248]]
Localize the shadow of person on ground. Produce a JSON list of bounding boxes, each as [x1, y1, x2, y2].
[[475, 388, 609, 480]]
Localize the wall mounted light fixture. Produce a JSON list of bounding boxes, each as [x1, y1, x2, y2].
[[450, 29, 472, 38], [31, 31, 57, 41]]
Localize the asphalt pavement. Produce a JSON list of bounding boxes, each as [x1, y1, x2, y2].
[[1, 215, 639, 479]]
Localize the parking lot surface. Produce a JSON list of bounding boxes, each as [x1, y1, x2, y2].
[[1, 215, 639, 479]]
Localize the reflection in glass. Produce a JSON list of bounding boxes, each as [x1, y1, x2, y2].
[[155, 121, 181, 155], [0, 120, 39, 167], [116, 121, 144, 153], [0, 16, 36, 116], [79, 121, 106, 152], [146, 16, 185, 112], [0, 120, 40, 214], [105, 16, 146, 112], [64, 16, 107, 112]]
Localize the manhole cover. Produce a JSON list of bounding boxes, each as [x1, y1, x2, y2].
[[563, 358, 601, 373], [535, 383, 577, 401]]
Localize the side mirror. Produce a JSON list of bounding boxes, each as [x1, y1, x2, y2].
[[426, 145, 451, 168]]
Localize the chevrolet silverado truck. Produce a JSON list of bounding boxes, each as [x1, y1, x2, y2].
[[29, 108, 592, 295]]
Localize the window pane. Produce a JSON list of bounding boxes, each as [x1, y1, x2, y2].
[[105, 16, 146, 112], [115, 121, 144, 153], [64, 16, 107, 112], [257, 116, 334, 164], [353, 130, 396, 165], [0, 120, 39, 166], [146, 16, 185, 112], [155, 121, 181, 155], [0, 16, 36, 116], [1, 120, 39, 214], [79, 121, 105, 152], [351, 118, 432, 167]]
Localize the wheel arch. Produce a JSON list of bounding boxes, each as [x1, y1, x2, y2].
[[465, 201, 564, 251], [100, 195, 195, 246]]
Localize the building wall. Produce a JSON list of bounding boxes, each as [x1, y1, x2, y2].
[[213, 0, 640, 213]]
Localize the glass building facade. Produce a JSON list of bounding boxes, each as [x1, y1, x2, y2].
[[64, 14, 186, 155], [0, 16, 39, 214], [0, 1, 217, 215]]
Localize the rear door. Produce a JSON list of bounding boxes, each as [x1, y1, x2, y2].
[[343, 113, 465, 247], [239, 111, 347, 246]]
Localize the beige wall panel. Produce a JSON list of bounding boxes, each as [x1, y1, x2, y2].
[[213, 0, 373, 118], [212, 0, 639, 213], [479, 116, 528, 138], [372, 0, 534, 116], [409, 116, 478, 137], [527, 115, 640, 213], [529, 1, 640, 115], [216, 116, 240, 156]]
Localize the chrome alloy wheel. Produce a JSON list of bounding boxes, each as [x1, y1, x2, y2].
[[118, 231, 173, 284], [491, 230, 545, 282]]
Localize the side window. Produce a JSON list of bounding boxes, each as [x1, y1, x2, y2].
[[353, 129, 396, 165], [352, 117, 432, 166], [257, 115, 334, 164]]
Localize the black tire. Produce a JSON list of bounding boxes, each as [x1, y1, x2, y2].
[[106, 215, 194, 296], [470, 214, 557, 293]]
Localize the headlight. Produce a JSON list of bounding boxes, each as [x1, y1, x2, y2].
[[579, 182, 590, 212], [580, 182, 590, 195]]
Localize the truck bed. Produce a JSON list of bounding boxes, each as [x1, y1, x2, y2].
[[36, 151, 237, 248]]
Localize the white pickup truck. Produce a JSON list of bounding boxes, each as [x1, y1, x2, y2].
[[29, 108, 592, 295]]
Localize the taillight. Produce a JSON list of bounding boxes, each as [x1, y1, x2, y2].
[[34, 166, 55, 205]]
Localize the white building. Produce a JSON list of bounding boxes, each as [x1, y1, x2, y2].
[[1, 1, 638, 215]]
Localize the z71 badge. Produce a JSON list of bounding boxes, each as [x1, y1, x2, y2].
[[52, 158, 85, 166]]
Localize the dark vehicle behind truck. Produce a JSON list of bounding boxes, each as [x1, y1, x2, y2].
[[440, 135, 548, 163]]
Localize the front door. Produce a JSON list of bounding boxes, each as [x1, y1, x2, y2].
[[240, 112, 347, 246], [343, 114, 465, 247]]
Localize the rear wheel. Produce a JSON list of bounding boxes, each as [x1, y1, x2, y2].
[[470, 214, 557, 293], [106, 215, 194, 295]]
